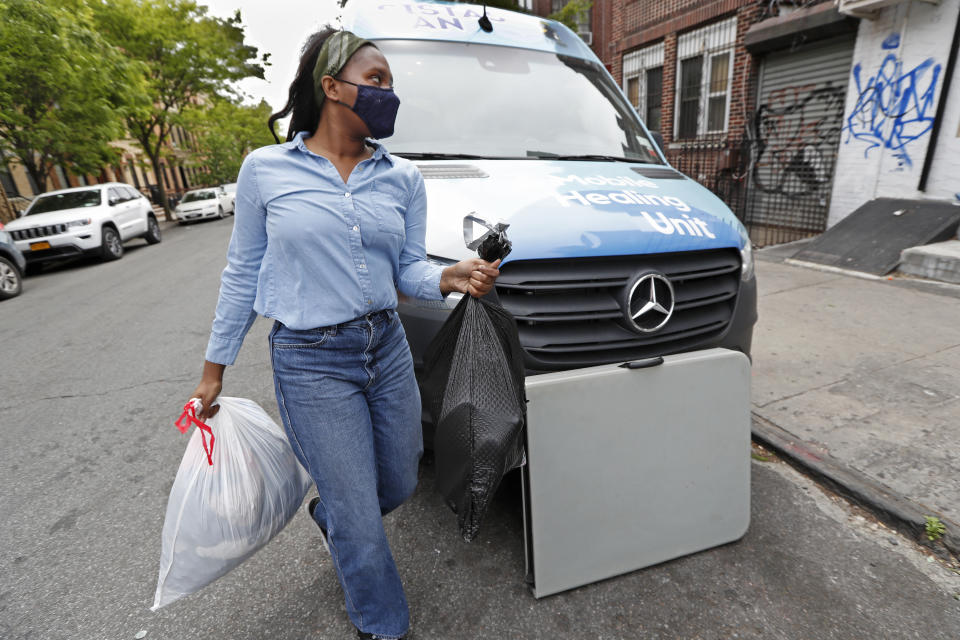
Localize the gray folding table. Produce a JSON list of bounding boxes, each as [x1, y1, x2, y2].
[[520, 348, 752, 598]]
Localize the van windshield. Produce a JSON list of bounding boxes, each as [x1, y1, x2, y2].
[[377, 40, 663, 164]]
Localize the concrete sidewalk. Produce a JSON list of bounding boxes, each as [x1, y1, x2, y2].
[[751, 247, 960, 554]]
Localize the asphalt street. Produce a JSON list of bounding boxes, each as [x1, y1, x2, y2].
[[1, 219, 958, 639]]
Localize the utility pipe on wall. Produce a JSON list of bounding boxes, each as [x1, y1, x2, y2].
[[917, 3, 960, 192]]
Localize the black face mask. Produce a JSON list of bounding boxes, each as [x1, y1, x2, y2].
[[338, 80, 401, 140]]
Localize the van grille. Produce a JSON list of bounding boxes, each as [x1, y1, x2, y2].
[[10, 224, 68, 241], [496, 249, 742, 370]]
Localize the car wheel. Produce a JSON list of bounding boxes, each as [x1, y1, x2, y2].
[[0, 256, 23, 299], [217, 205, 225, 219], [100, 226, 123, 261], [144, 214, 162, 245]]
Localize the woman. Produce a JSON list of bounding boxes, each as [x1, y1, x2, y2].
[[187, 29, 501, 640]]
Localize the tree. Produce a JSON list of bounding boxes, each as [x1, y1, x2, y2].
[[185, 98, 275, 186], [91, 0, 268, 217], [0, 0, 134, 191], [548, 0, 592, 33]]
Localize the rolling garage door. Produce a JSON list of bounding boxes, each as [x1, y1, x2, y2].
[[746, 35, 855, 236]]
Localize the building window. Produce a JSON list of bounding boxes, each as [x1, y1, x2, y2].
[[1, 163, 18, 197], [645, 67, 663, 133], [707, 52, 730, 132], [53, 165, 68, 190], [517, 0, 533, 10], [622, 42, 665, 132], [128, 160, 141, 188], [674, 17, 736, 138], [23, 167, 39, 194], [677, 56, 703, 138], [626, 77, 639, 109]]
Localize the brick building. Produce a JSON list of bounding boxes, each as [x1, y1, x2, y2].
[[542, 0, 958, 247], [594, 0, 863, 245], [604, 0, 763, 147]]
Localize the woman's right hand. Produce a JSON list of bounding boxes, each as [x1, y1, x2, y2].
[[188, 361, 226, 421]]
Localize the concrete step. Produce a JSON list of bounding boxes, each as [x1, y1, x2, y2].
[[898, 239, 960, 284], [151, 204, 170, 222]]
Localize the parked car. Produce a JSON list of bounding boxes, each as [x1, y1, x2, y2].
[[0, 221, 26, 300], [175, 188, 229, 223], [219, 183, 237, 215], [5, 183, 161, 270], [341, 1, 758, 433]]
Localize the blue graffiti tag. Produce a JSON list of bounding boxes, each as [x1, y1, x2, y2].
[[844, 54, 941, 169]]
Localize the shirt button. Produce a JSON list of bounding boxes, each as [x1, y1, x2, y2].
[[353, 225, 359, 231], [367, 299, 372, 305], [344, 192, 351, 198]]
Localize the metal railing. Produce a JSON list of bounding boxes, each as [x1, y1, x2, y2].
[[667, 135, 834, 248]]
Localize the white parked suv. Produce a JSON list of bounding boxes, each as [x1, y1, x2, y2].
[[6, 183, 160, 270]]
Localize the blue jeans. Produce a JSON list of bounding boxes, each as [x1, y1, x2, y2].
[[269, 309, 422, 639]]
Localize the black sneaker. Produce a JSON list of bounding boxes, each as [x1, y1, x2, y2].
[[356, 631, 405, 640], [306, 496, 331, 555]]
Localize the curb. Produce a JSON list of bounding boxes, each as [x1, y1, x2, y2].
[[751, 413, 960, 559]]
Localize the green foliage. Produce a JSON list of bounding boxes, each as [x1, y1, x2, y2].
[[184, 98, 275, 185], [90, 0, 267, 211], [925, 516, 946, 542], [548, 0, 592, 33], [0, 0, 135, 190]]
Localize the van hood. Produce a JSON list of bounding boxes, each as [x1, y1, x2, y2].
[[5, 208, 101, 230], [414, 160, 746, 264]]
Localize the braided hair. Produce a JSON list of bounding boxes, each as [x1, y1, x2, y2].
[[267, 28, 336, 143]]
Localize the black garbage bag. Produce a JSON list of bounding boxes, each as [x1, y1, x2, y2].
[[422, 217, 525, 541]]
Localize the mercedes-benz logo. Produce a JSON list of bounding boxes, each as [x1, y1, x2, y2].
[[625, 272, 675, 333]]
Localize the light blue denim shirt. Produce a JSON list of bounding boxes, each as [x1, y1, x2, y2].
[[205, 131, 444, 365]]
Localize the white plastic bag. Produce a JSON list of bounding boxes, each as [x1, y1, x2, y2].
[[152, 397, 312, 610]]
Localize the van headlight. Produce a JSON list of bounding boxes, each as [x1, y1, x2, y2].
[[740, 241, 754, 281], [67, 218, 92, 228]]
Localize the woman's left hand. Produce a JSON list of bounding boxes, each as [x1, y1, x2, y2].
[[440, 258, 501, 298]]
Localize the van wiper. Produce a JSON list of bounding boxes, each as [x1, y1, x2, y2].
[[394, 152, 508, 160], [526, 152, 643, 163]]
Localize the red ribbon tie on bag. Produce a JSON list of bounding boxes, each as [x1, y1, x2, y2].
[[175, 399, 216, 466]]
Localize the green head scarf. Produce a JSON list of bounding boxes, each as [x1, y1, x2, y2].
[[313, 31, 373, 110]]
